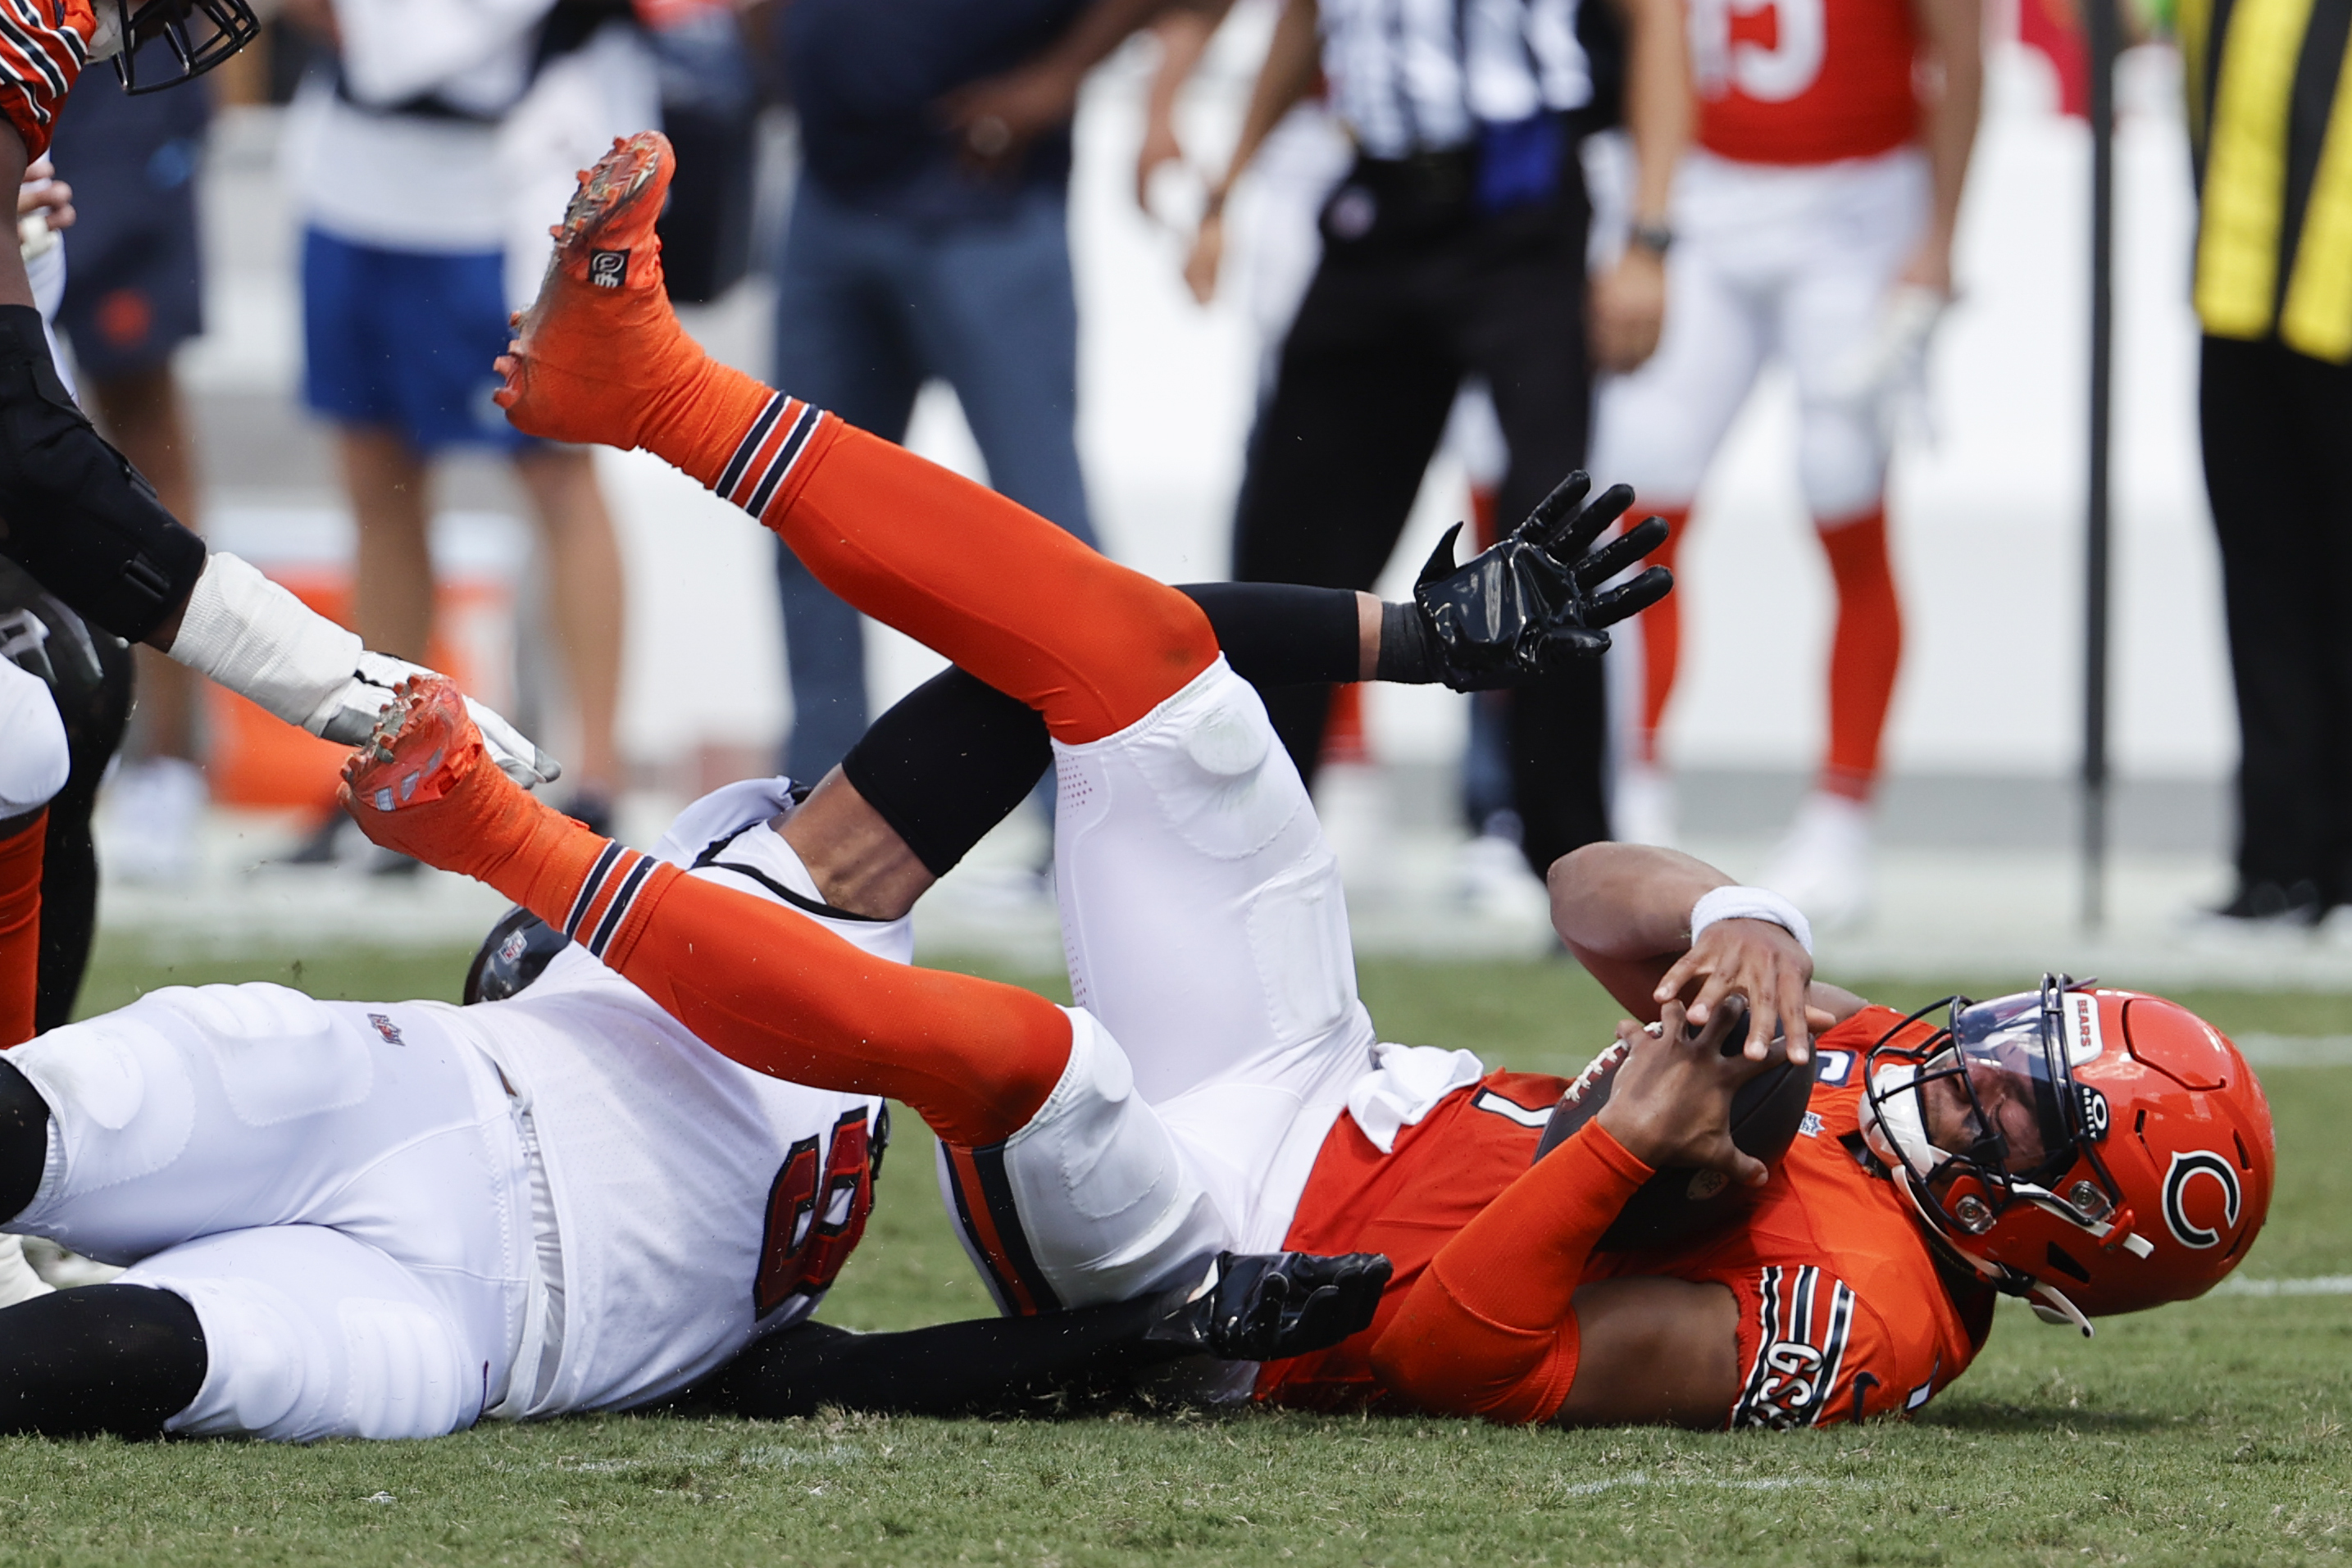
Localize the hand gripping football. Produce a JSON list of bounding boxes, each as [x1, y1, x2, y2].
[[1534, 1000, 1820, 1252]]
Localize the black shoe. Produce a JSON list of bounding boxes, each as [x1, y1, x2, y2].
[[275, 813, 352, 866], [2210, 879, 2323, 926]]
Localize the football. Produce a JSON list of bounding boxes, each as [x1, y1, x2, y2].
[[1533, 1000, 1821, 1252]]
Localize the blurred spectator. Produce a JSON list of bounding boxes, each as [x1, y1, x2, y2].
[[766, 0, 1172, 779], [1591, 0, 1982, 930], [1190, 0, 1689, 879], [1140, 12, 1540, 903], [282, 0, 647, 857], [2184, 0, 2352, 927], [48, 43, 211, 882]]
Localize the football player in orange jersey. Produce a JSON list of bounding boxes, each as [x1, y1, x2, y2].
[[1596, 0, 1984, 927], [343, 132, 2268, 1433]]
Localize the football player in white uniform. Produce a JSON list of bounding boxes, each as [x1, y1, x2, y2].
[[0, 596, 1402, 1440]]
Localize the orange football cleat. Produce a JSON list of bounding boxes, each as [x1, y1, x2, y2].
[[341, 676, 541, 886], [497, 132, 704, 451]]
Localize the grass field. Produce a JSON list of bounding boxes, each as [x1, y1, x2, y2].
[[15, 940, 2351, 1565]]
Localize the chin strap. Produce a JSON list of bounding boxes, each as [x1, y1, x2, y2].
[[2029, 1284, 2095, 1337]]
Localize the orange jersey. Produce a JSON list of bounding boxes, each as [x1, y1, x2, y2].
[[0, 0, 93, 160], [1262, 1007, 1993, 1427], [1689, 0, 1920, 166]]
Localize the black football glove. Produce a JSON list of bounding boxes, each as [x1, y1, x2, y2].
[[1144, 1250, 1392, 1361], [1404, 471, 1672, 691]]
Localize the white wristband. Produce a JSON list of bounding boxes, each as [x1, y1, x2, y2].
[[1689, 885, 1813, 957], [166, 552, 363, 735]]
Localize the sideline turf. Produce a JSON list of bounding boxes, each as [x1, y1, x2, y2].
[[20, 941, 2350, 1566]]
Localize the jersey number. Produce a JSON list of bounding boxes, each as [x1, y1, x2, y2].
[[753, 1107, 876, 1319], [1690, 0, 1826, 102]]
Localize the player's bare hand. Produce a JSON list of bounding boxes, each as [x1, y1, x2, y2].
[[1896, 234, 1955, 298], [17, 159, 71, 232], [1597, 1002, 1777, 1185], [1654, 916, 1817, 1065], [1136, 119, 1185, 213], [1184, 206, 1226, 304], [1590, 249, 1667, 373], [939, 61, 1080, 176]]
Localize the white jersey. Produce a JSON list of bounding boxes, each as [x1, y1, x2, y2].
[[451, 779, 898, 1416]]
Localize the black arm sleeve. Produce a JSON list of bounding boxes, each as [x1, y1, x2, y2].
[[839, 581, 1369, 878], [680, 1294, 1182, 1420], [0, 307, 207, 644], [1174, 582, 1362, 686]]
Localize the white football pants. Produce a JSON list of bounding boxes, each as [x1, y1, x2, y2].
[[1592, 147, 1930, 523], [6, 986, 532, 1442], [938, 660, 1393, 1320]]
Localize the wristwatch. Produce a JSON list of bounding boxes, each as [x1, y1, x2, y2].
[[1628, 220, 1675, 257]]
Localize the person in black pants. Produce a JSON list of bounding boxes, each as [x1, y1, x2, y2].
[[1236, 155, 1604, 870], [2182, 0, 2352, 924], [1189, 0, 1689, 875], [2200, 339, 2352, 921]]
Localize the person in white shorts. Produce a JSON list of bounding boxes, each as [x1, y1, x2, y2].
[[1593, 0, 1982, 925]]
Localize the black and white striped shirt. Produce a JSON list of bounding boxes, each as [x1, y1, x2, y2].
[[1319, 0, 1592, 159]]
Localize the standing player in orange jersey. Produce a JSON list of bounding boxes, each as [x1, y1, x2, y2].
[[352, 132, 2269, 1431], [1596, 0, 1984, 928]]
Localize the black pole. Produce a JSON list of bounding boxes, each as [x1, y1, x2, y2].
[[2082, 0, 2120, 930]]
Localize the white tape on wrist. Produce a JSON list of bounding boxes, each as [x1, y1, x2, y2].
[[1689, 885, 1813, 957], [166, 552, 363, 734]]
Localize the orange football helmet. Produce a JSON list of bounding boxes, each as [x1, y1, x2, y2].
[[1857, 975, 2274, 1331]]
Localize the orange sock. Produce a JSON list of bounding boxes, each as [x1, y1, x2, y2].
[[774, 429, 1217, 743], [1817, 507, 1902, 801], [1633, 507, 1690, 766], [0, 814, 43, 1048], [343, 682, 1069, 1147], [499, 134, 1215, 743]]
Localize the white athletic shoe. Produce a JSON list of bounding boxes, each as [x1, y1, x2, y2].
[[102, 757, 207, 884], [1454, 831, 1549, 921], [0, 1234, 53, 1307], [1762, 792, 1873, 932], [1613, 761, 1677, 848]]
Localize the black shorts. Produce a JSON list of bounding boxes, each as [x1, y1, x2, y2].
[[48, 78, 208, 382]]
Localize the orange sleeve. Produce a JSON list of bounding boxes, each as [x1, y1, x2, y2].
[[1368, 1122, 1654, 1424], [0, 0, 92, 161]]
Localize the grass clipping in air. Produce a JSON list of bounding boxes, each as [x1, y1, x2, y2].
[[19, 943, 2351, 1565]]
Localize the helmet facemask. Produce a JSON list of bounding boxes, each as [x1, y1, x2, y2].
[[87, 0, 262, 93], [1859, 975, 2154, 1333]]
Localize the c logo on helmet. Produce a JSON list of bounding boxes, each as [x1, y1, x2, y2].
[[2161, 1150, 2242, 1249]]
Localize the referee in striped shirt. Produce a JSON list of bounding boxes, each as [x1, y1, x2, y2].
[[1195, 0, 1686, 876], [2185, 0, 2352, 925]]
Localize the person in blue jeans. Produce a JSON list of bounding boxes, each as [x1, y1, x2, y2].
[[770, 0, 1180, 777]]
